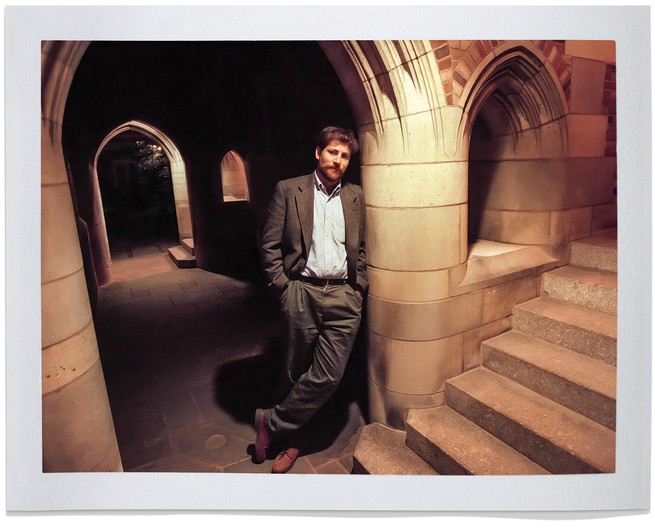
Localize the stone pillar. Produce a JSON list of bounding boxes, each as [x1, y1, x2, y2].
[[170, 157, 192, 240], [41, 41, 122, 471], [88, 163, 113, 286], [362, 103, 470, 428]]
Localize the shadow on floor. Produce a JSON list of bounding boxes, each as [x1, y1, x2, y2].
[[93, 242, 367, 474]]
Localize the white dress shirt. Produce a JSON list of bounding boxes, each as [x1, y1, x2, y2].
[[301, 172, 348, 280]]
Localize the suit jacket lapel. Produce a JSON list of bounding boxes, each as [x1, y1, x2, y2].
[[341, 183, 359, 255], [294, 174, 314, 253]]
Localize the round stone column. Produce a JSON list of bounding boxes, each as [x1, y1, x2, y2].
[[41, 41, 122, 471], [360, 108, 469, 429]]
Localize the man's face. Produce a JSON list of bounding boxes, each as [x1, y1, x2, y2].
[[315, 140, 352, 185]]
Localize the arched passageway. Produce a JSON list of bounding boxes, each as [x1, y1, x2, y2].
[[87, 120, 191, 284], [96, 131, 179, 250], [42, 38, 617, 470], [48, 40, 364, 471]]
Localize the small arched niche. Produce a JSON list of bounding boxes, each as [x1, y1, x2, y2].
[[465, 46, 568, 249], [220, 150, 250, 203]]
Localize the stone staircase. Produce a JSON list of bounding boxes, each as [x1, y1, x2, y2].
[[354, 229, 617, 475], [168, 237, 196, 268]]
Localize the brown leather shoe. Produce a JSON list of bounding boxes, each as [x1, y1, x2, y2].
[[272, 447, 300, 474], [253, 408, 270, 464]]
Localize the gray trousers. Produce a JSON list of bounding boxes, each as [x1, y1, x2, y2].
[[264, 280, 363, 439]]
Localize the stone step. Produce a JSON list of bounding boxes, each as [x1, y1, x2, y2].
[[482, 331, 616, 430], [512, 297, 616, 366], [406, 406, 550, 475], [352, 422, 437, 475], [542, 265, 617, 315], [446, 368, 615, 474], [570, 230, 617, 273], [182, 238, 195, 256], [167, 245, 197, 268]]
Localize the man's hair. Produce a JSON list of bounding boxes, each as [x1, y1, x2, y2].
[[316, 126, 360, 154]]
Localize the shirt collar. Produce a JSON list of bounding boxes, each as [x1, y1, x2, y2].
[[313, 171, 341, 197]]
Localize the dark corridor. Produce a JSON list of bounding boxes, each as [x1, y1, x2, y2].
[[65, 41, 367, 473]]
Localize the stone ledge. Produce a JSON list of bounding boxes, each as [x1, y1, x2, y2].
[[451, 241, 561, 296]]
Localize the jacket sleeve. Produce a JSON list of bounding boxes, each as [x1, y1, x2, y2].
[[261, 181, 290, 298], [356, 186, 368, 293]]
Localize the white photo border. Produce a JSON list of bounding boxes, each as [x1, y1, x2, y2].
[[5, 4, 651, 513]]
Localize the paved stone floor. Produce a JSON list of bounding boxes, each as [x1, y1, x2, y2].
[[94, 239, 368, 474]]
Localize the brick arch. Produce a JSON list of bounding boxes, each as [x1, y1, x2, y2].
[[430, 40, 570, 108]]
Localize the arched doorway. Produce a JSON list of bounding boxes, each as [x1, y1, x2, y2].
[[96, 120, 192, 242], [89, 120, 192, 284], [96, 130, 179, 251]]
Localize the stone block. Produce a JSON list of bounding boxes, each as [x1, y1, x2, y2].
[[565, 40, 616, 64], [368, 377, 444, 430], [399, 110, 441, 163], [438, 105, 466, 160], [482, 331, 616, 430], [406, 406, 549, 475], [591, 203, 617, 233], [367, 266, 450, 302], [182, 238, 195, 255], [549, 207, 592, 244], [358, 119, 383, 164], [454, 243, 560, 296], [367, 290, 482, 341], [482, 275, 540, 323], [352, 422, 437, 475], [367, 330, 462, 394], [570, 232, 617, 272], [569, 57, 607, 115], [468, 157, 615, 212], [512, 297, 617, 365], [41, 183, 83, 283], [462, 318, 511, 372], [478, 209, 551, 244], [362, 160, 467, 208], [168, 245, 197, 268], [41, 121, 68, 186], [42, 267, 93, 348], [459, 202, 468, 264], [393, 62, 434, 115], [366, 204, 462, 270], [42, 361, 121, 472], [566, 114, 609, 157], [42, 320, 100, 395], [542, 265, 617, 314], [446, 368, 615, 473]]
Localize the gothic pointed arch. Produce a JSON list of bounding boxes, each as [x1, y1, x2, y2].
[[95, 120, 192, 241], [220, 150, 249, 202]]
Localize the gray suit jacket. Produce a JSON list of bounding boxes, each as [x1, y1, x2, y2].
[[261, 173, 367, 297]]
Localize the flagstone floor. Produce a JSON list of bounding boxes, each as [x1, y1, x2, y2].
[[94, 239, 368, 474]]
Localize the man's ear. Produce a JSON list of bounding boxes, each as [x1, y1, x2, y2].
[[315, 146, 321, 160]]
